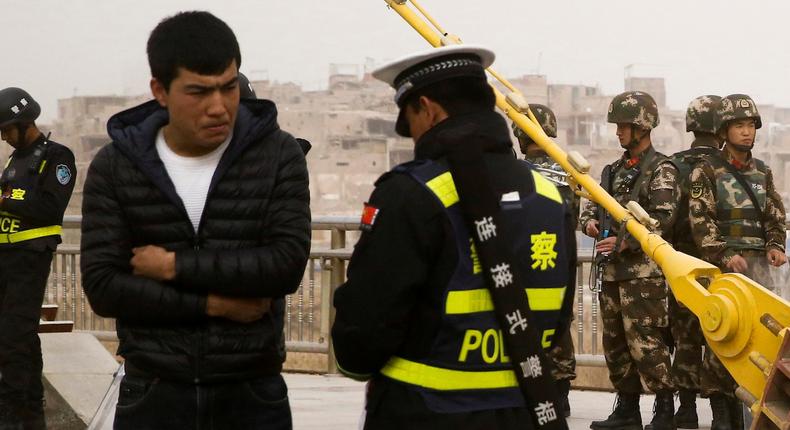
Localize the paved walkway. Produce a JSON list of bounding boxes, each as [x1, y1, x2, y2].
[[286, 373, 716, 430]]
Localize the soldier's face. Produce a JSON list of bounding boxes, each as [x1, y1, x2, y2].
[[151, 61, 240, 155], [615, 123, 633, 147], [726, 119, 756, 146]]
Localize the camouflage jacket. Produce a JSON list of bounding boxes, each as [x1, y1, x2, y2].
[[579, 145, 680, 281], [525, 151, 580, 230], [668, 135, 721, 256], [688, 150, 786, 267]]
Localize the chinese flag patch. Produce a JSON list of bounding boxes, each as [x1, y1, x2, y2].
[[360, 203, 380, 232]]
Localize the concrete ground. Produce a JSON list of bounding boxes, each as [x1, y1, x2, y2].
[[286, 373, 716, 430]]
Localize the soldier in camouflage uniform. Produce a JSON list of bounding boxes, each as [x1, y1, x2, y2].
[[667, 95, 723, 429], [689, 94, 787, 430], [512, 104, 579, 418], [580, 91, 680, 430]]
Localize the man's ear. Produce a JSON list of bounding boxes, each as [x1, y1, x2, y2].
[[150, 78, 168, 108], [421, 96, 448, 126]]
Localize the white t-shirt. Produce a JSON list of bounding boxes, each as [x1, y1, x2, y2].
[[155, 128, 232, 232]]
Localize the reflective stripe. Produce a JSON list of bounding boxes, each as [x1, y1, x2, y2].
[[38, 160, 47, 174], [426, 172, 459, 208], [380, 357, 517, 390], [0, 225, 62, 244], [531, 170, 562, 204], [445, 287, 565, 314]]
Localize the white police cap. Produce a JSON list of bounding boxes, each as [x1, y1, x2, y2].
[[372, 45, 495, 136]]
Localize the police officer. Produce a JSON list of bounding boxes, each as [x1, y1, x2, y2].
[[332, 45, 576, 430], [688, 94, 786, 430], [0, 87, 76, 429], [666, 95, 723, 429], [513, 104, 579, 417], [580, 91, 679, 430]]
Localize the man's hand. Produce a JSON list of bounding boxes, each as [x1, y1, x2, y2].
[[767, 248, 787, 267], [131, 245, 176, 281], [595, 236, 627, 254], [206, 294, 272, 323], [725, 254, 749, 273], [585, 220, 599, 238]]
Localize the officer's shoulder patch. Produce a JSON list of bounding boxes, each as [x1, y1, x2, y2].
[[360, 203, 380, 232], [690, 182, 703, 199], [55, 164, 72, 185]]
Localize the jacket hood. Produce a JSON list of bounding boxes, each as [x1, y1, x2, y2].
[[106, 98, 280, 159]]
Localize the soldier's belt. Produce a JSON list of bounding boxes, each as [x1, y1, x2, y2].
[[380, 357, 517, 390], [0, 225, 62, 243]]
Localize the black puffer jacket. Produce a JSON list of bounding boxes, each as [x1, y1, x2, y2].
[[81, 99, 310, 383]]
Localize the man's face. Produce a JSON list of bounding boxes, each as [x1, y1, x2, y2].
[[726, 118, 756, 146], [152, 61, 240, 152], [403, 103, 434, 143], [0, 126, 20, 148], [615, 123, 633, 148]]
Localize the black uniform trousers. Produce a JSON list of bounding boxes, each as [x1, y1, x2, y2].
[[0, 249, 52, 400]]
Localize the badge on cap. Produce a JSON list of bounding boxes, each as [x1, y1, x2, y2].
[[360, 203, 380, 232], [56, 164, 71, 185]]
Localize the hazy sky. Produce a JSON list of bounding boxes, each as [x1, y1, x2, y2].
[[3, 0, 789, 122]]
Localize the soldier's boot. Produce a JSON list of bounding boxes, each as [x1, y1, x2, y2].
[[589, 392, 642, 430], [710, 394, 733, 430], [556, 379, 571, 418], [648, 392, 676, 430], [726, 396, 744, 430], [674, 391, 699, 429]]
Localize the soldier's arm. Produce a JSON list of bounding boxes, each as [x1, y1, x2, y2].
[[623, 161, 680, 251], [689, 163, 733, 266], [578, 198, 599, 232], [332, 173, 442, 380], [763, 167, 786, 252]]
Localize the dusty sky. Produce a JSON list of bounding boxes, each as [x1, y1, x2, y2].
[[3, 0, 789, 122]]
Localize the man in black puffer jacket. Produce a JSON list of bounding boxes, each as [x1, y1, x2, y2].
[[80, 11, 310, 430]]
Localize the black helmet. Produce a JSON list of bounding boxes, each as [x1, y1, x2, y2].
[[238, 73, 257, 99], [0, 87, 40, 129]]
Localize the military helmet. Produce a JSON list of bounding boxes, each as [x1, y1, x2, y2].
[[685, 95, 721, 134], [607, 91, 659, 130], [0, 87, 40, 129], [512, 104, 557, 141], [238, 73, 257, 99], [717, 94, 761, 131]]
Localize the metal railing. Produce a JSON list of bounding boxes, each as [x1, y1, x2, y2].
[[47, 216, 617, 372]]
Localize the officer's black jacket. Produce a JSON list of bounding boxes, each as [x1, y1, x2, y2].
[[80, 99, 310, 383], [332, 110, 576, 429], [0, 134, 76, 251]]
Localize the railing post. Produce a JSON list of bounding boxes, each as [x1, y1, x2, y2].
[[326, 228, 347, 374]]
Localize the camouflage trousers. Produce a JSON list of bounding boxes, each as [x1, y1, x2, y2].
[[700, 249, 776, 397], [600, 277, 675, 393], [669, 295, 703, 392], [700, 343, 737, 398], [549, 316, 576, 381]]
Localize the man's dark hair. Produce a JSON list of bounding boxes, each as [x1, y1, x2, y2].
[[405, 76, 495, 116], [147, 11, 241, 90]]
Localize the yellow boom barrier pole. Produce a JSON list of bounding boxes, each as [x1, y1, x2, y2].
[[383, 0, 790, 413]]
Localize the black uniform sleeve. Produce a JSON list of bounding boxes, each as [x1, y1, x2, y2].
[[1, 145, 76, 224], [174, 135, 311, 298], [331, 173, 443, 379], [554, 203, 578, 342], [80, 146, 208, 323]]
